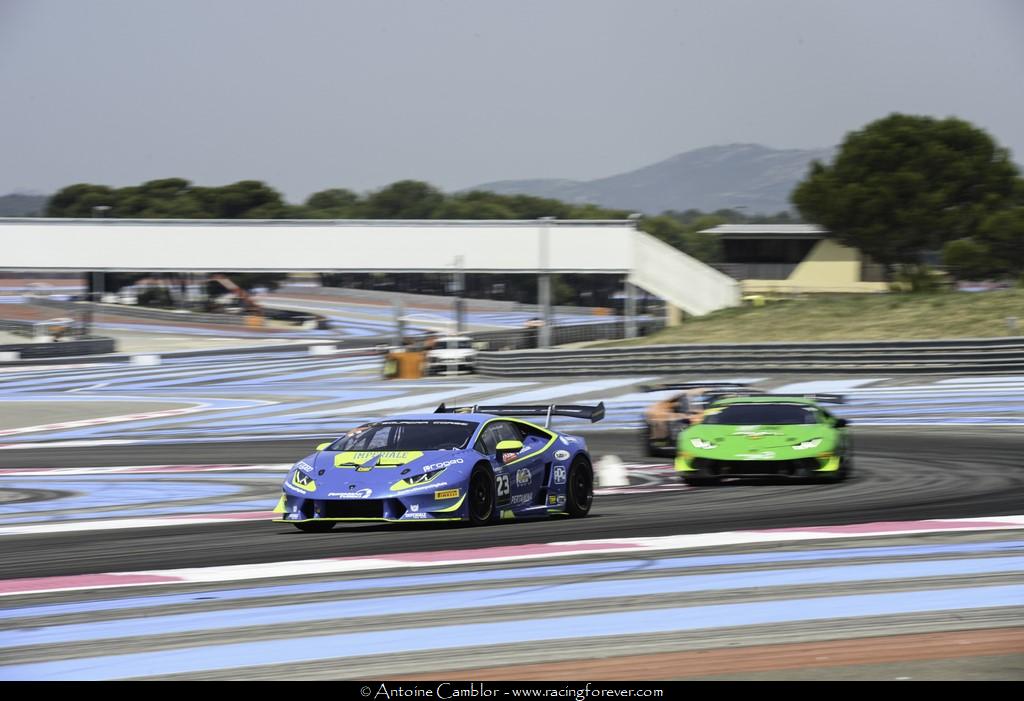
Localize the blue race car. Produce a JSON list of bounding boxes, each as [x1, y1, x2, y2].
[[273, 402, 604, 532]]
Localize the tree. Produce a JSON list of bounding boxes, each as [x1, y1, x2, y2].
[[362, 180, 444, 219], [791, 114, 1020, 269], [303, 188, 362, 218]]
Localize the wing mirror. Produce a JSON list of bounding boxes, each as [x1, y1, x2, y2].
[[834, 418, 849, 428], [496, 439, 523, 453], [316, 442, 332, 451]]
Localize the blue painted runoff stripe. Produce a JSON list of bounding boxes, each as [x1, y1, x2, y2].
[[2, 540, 1020, 622], [3, 556, 1022, 649], [1, 585, 1019, 680]]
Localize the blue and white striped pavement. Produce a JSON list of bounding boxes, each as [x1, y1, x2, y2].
[[2, 351, 1024, 447], [0, 521, 1021, 679]]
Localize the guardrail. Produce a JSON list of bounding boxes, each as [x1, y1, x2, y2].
[[475, 336, 1024, 376], [470, 319, 666, 351], [0, 337, 116, 360]]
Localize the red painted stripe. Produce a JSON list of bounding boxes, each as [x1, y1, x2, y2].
[[349, 541, 639, 563], [761, 520, 1014, 534], [0, 573, 181, 595]]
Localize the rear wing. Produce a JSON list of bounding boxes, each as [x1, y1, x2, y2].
[[435, 402, 605, 427], [713, 393, 846, 405], [638, 382, 751, 393]]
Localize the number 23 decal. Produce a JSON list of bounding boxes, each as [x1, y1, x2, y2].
[[496, 474, 511, 504]]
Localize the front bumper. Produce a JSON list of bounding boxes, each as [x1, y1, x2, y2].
[[272, 492, 466, 523], [675, 453, 840, 478]]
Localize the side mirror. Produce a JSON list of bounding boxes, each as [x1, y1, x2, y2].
[[835, 418, 849, 428], [495, 439, 523, 453], [316, 442, 332, 451]]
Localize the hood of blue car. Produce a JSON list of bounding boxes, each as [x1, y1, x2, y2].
[[285, 449, 473, 499]]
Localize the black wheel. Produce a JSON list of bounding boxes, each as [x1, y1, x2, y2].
[[293, 521, 335, 533], [641, 422, 657, 457], [566, 457, 593, 518], [468, 464, 496, 526], [683, 476, 720, 487]]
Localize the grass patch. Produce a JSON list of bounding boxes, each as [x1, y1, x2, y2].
[[612, 290, 1024, 345]]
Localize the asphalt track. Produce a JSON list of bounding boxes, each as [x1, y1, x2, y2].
[[2, 427, 1022, 580], [2, 359, 1022, 680]]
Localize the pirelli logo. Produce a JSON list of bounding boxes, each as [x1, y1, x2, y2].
[[435, 488, 460, 500]]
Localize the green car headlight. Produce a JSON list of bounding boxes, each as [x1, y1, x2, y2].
[[793, 438, 822, 451], [689, 438, 715, 450]]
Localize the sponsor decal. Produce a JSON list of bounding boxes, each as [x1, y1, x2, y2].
[[422, 458, 464, 472], [284, 482, 306, 496], [559, 436, 570, 446], [553, 466, 567, 485], [548, 494, 558, 505], [410, 504, 419, 512], [515, 467, 531, 487], [434, 488, 460, 500], [556, 495, 566, 505], [500, 509, 515, 520], [736, 451, 776, 461], [326, 489, 372, 499], [510, 493, 532, 506], [294, 460, 314, 474], [334, 451, 424, 468], [403, 512, 429, 519], [554, 450, 570, 461]]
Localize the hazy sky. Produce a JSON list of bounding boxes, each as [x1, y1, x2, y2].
[[2, 0, 1022, 201]]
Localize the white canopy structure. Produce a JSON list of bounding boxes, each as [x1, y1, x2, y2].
[[1, 218, 739, 338]]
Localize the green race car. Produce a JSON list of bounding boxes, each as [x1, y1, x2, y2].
[[675, 394, 852, 485]]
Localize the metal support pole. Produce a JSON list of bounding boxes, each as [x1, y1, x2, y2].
[[393, 299, 405, 348], [453, 255, 465, 334], [538, 217, 555, 349], [538, 273, 552, 349], [624, 280, 637, 339]]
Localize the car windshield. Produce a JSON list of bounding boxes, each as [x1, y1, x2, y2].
[[446, 339, 472, 349], [703, 403, 819, 425], [328, 420, 477, 451]]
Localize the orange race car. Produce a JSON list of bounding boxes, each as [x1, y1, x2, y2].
[[640, 382, 757, 456]]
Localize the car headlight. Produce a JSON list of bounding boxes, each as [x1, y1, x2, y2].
[[793, 438, 822, 451], [689, 438, 716, 450], [406, 468, 445, 485], [290, 471, 316, 490]]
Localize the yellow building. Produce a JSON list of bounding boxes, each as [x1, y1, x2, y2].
[[700, 224, 889, 294]]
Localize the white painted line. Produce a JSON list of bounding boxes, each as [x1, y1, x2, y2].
[[1, 515, 1022, 596]]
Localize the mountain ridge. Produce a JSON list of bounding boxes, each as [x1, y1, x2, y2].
[[468, 143, 837, 215]]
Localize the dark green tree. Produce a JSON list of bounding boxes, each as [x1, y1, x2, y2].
[[792, 114, 1020, 269], [362, 180, 445, 219], [303, 188, 362, 218]]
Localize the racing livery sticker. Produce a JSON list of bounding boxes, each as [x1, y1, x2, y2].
[[434, 488, 460, 500], [515, 467, 531, 487], [554, 450, 570, 461], [553, 466, 567, 484]]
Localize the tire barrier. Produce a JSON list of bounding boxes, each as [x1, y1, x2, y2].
[[475, 336, 1024, 376]]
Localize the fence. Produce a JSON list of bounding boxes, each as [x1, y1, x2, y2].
[[475, 336, 1024, 376]]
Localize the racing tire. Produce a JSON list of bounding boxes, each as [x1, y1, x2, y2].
[[293, 521, 336, 533], [565, 456, 593, 518], [468, 464, 496, 526], [641, 422, 657, 457], [682, 476, 720, 487]]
